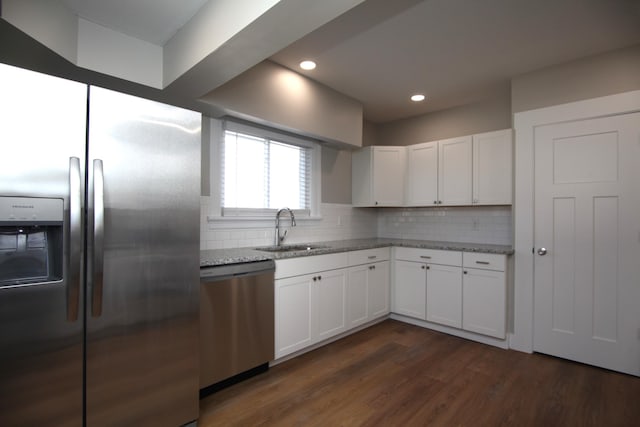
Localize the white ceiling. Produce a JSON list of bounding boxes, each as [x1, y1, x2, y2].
[[58, 0, 640, 123], [271, 0, 640, 123], [60, 0, 208, 45]]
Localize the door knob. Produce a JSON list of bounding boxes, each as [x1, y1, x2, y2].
[[537, 248, 547, 256]]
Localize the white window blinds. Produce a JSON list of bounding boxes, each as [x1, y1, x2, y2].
[[222, 125, 313, 212]]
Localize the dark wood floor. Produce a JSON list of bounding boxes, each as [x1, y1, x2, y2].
[[199, 320, 639, 426]]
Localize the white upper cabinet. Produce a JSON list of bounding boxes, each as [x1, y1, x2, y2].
[[406, 136, 473, 206], [472, 129, 513, 205], [406, 141, 438, 205], [438, 136, 473, 205], [354, 129, 512, 207], [352, 146, 406, 207]]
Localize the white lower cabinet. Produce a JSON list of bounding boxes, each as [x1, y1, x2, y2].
[[315, 269, 348, 342], [347, 260, 390, 328], [275, 247, 508, 360], [392, 248, 507, 340], [275, 274, 314, 358], [392, 260, 427, 320], [347, 266, 369, 328], [462, 253, 507, 339], [275, 268, 348, 359], [275, 248, 390, 359], [275, 253, 348, 359], [368, 260, 390, 319], [426, 263, 462, 328], [393, 248, 463, 325]]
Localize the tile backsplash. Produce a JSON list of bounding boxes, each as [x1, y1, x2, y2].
[[200, 200, 378, 250], [201, 199, 513, 249], [377, 206, 512, 245]]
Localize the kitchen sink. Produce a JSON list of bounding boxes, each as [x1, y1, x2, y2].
[[255, 244, 329, 253]]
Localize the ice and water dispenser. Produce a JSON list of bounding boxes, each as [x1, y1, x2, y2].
[[0, 197, 64, 287]]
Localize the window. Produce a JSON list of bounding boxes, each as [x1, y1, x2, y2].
[[217, 120, 320, 218]]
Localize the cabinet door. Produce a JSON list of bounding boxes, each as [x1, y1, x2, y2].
[[392, 260, 426, 320], [438, 136, 472, 205], [372, 147, 405, 206], [368, 261, 390, 319], [314, 269, 348, 342], [462, 268, 506, 338], [406, 142, 438, 206], [347, 265, 369, 328], [473, 129, 512, 205], [426, 264, 462, 328], [275, 275, 313, 358]]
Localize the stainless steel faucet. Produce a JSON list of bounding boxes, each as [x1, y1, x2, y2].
[[275, 207, 296, 246]]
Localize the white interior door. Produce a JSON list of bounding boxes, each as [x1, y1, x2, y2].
[[533, 112, 640, 376]]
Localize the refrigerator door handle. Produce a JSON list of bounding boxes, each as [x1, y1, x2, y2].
[[91, 159, 105, 317], [68, 157, 82, 321]]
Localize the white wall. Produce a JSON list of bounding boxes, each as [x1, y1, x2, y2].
[[77, 19, 163, 88], [200, 202, 378, 250], [200, 61, 364, 148], [377, 86, 512, 146], [511, 44, 640, 113], [163, 0, 279, 87], [2, 0, 78, 63]]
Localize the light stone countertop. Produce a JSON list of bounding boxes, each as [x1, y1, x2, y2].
[[200, 238, 513, 267]]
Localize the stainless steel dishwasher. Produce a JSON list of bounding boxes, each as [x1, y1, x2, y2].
[[199, 260, 275, 394]]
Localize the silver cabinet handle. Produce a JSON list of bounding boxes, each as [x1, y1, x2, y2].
[[537, 247, 547, 256], [368, 255, 377, 260], [92, 159, 105, 317], [420, 255, 431, 259], [475, 261, 490, 265], [67, 157, 82, 322]]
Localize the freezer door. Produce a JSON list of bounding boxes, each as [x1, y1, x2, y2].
[[0, 64, 87, 426], [85, 87, 201, 426]]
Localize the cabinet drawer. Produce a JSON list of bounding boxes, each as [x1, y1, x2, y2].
[[463, 252, 505, 271], [348, 247, 390, 265], [394, 247, 461, 266], [275, 253, 348, 279]]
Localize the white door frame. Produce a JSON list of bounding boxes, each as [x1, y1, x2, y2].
[[511, 90, 640, 353]]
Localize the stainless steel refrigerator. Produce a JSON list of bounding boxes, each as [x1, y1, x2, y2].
[[0, 63, 201, 426]]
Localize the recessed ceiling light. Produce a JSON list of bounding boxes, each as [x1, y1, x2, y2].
[[411, 94, 426, 102], [299, 60, 316, 70]]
